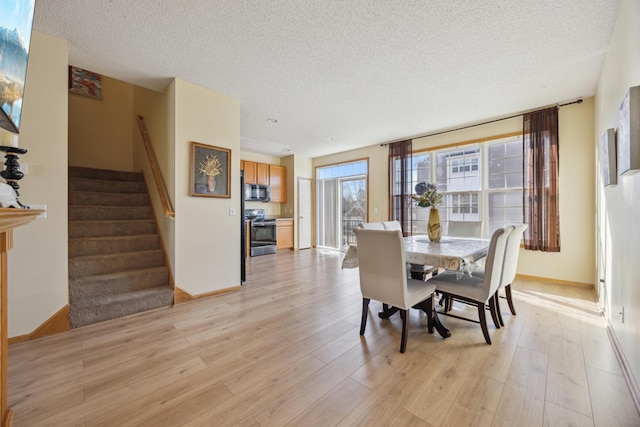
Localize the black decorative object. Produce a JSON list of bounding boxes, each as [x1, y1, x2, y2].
[[0, 145, 28, 207]]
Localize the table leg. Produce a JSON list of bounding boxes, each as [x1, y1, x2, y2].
[[378, 306, 399, 319], [432, 311, 451, 338]]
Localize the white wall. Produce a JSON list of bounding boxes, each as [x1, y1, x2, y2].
[[594, 0, 640, 387], [174, 79, 241, 295], [8, 32, 69, 336]]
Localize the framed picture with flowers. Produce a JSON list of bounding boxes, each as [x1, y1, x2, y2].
[[190, 142, 231, 198]]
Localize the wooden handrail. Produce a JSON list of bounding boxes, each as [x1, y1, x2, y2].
[[136, 115, 175, 219]]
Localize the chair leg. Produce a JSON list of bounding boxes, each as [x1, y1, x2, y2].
[[488, 296, 500, 329], [360, 298, 370, 335], [426, 296, 434, 334], [505, 284, 517, 315], [400, 309, 408, 353], [477, 302, 492, 345], [494, 293, 504, 326]]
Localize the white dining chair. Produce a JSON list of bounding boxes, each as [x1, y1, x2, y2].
[[447, 220, 482, 238], [485, 224, 528, 326], [358, 221, 385, 230], [427, 226, 512, 345], [381, 220, 402, 231], [354, 228, 437, 353]]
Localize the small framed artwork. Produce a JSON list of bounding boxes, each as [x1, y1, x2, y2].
[[618, 85, 640, 176], [190, 142, 231, 198], [69, 66, 103, 99], [601, 128, 617, 186]]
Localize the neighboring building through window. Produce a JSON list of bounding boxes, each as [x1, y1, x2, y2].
[[408, 135, 523, 237]]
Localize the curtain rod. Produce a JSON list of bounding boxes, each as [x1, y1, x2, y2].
[[380, 98, 583, 147]]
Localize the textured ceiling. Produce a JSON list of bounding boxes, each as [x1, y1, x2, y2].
[[33, 0, 620, 158]]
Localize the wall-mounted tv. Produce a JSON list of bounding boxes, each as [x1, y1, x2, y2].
[[0, 0, 36, 134]]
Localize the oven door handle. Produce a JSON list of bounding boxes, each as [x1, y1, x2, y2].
[[251, 223, 275, 227]]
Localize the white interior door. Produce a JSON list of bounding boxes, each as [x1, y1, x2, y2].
[[298, 178, 311, 249]]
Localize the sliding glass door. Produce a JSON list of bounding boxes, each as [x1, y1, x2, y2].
[[316, 160, 368, 250]]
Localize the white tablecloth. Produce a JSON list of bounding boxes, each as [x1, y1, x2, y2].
[[342, 236, 488, 275]]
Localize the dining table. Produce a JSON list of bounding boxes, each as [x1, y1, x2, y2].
[[342, 234, 491, 339]]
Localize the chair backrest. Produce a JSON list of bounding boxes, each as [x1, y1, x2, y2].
[[480, 226, 513, 301], [359, 221, 385, 230], [354, 228, 411, 309], [447, 220, 482, 238], [382, 221, 402, 231], [500, 224, 528, 287]]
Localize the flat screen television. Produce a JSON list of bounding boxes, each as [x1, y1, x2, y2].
[[0, 0, 36, 134]]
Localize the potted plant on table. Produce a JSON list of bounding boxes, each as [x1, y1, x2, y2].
[[413, 182, 443, 242]]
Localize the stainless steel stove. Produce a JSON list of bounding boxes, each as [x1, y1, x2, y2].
[[245, 209, 277, 256]]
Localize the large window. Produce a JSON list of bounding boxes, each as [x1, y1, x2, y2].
[[408, 135, 523, 237], [316, 160, 368, 250]]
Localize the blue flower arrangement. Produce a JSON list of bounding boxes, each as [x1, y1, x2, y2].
[[413, 182, 443, 208]]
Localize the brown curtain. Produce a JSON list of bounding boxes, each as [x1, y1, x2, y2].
[[388, 140, 412, 236], [523, 107, 560, 251]]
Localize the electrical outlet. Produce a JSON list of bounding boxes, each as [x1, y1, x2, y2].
[[620, 306, 625, 323]]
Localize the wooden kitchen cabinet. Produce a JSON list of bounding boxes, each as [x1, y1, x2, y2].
[[241, 161, 286, 203], [269, 165, 287, 203], [257, 163, 270, 185], [276, 219, 294, 250], [242, 161, 257, 184]]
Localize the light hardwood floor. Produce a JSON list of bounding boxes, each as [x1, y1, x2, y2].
[[7, 249, 640, 426]]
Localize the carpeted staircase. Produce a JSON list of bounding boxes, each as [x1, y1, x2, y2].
[[68, 166, 174, 328]]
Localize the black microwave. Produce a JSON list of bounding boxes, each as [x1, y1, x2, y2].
[[244, 183, 270, 202]]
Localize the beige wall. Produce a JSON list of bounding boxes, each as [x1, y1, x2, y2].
[[132, 82, 176, 270], [8, 32, 69, 336], [314, 101, 596, 285], [69, 75, 135, 171], [594, 0, 640, 388], [174, 79, 241, 295], [415, 100, 596, 285]]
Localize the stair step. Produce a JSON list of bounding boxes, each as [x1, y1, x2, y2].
[[69, 190, 150, 206], [69, 286, 174, 328], [69, 219, 157, 238], [69, 234, 161, 257], [69, 205, 154, 221], [68, 166, 171, 328], [69, 250, 165, 279], [69, 267, 169, 303], [69, 177, 147, 194], [69, 166, 144, 182]]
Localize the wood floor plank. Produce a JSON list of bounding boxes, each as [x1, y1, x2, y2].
[[546, 327, 592, 417], [439, 374, 504, 427], [5, 249, 638, 426], [543, 401, 595, 427], [285, 377, 371, 426], [587, 366, 640, 426], [492, 346, 548, 427]]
